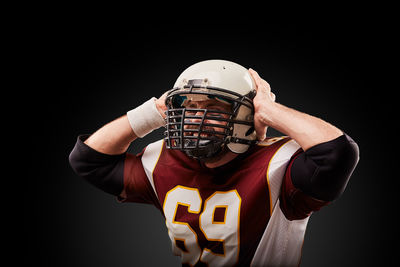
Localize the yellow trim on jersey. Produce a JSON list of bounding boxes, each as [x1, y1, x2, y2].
[[234, 190, 241, 263], [212, 205, 228, 224], [203, 246, 226, 257], [174, 237, 189, 253]]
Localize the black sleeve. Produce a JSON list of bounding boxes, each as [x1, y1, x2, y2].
[[68, 134, 125, 196], [290, 133, 360, 201]]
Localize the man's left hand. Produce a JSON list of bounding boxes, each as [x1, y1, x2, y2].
[[249, 68, 276, 141]]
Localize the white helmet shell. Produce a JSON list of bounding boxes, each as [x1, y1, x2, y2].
[[174, 59, 256, 96]]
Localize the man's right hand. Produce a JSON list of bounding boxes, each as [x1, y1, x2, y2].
[[155, 91, 169, 118]]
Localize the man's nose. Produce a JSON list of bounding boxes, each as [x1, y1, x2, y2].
[[190, 110, 205, 123]]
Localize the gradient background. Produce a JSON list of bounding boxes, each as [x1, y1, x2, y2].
[[30, 14, 395, 266]]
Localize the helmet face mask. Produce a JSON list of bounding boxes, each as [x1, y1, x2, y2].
[[164, 60, 258, 160]]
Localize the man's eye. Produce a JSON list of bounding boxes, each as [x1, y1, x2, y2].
[[208, 112, 223, 118]]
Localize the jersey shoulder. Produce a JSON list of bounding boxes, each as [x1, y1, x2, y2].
[[237, 136, 295, 170], [257, 136, 292, 147], [247, 136, 294, 158]]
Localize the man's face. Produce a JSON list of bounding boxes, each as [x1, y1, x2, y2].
[[183, 99, 232, 139]]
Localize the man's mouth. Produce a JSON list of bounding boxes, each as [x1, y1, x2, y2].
[[196, 133, 212, 138], [184, 131, 211, 138]]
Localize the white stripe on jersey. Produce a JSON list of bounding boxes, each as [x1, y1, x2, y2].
[[251, 139, 309, 267], [141, 139, 164, 201]]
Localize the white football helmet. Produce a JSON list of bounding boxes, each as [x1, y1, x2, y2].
[[164, 59, 258, 159]]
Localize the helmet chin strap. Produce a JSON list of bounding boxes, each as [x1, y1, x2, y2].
[[184, 139, 225, 160]]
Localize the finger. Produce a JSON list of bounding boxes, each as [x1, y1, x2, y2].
[[254, 116, 267, 141], [249, 69, 271, 95], [257, 74, 271, 94], [260, 79, 271, 92], [248, 68, 263, 90], [248, 68, 258, 77], [256, 128, 267, 141], [159, 91, 168, 99], [270, 92, 276, 102]]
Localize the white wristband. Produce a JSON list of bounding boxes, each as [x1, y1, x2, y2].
[[127, 97, 165, 137]]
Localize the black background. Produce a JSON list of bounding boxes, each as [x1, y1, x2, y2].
[[24, 9, 396, 267]]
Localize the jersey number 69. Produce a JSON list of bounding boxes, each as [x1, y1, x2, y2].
[[163, 186, 241, 266]]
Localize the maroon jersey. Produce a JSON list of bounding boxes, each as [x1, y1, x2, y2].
[[119, 137, 328, 266]]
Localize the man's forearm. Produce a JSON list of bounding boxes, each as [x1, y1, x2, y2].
[[84, 115, 137, 155], [83, 96, 167, 155], [265, 102, 343, 151]]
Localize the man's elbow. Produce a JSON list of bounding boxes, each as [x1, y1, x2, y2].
[[292, 133, 360, 202], [68, 135, 125, 196], [315, 134, 360, 201]]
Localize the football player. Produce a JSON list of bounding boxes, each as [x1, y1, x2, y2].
[[69, 60, 359, 266]]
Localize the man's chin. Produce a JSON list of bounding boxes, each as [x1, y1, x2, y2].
[[199, 147, 229, 163]]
